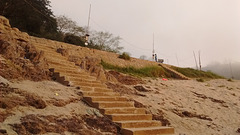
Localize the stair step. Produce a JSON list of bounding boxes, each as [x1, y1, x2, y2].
[[93, 101, 134, 108], [115, 120, 162, 128], [84, 96, 128, 102], [93, 87, 113, 92], [102, 107, 146, 115], [80, 87, 109, 92], [59, 73, 95, 79], [71, 80, 100, 84], [44, 54, 68, 60], [38, 49, 57, 54], [43, 52, 64, 58], [52, 72, 91, 83], [34, 43, 56, 48], [121, 126, 174, 135], [50, 66, 81, 72], [48, 61, 75, 67], [74, 82, 106, 87], [107, 114, 152, 121], [35, 46, 56, 51], [48, 60, 75, 67], [68, 76, 97, 82], [83, 92, 120, 97], [53, 68, 85, 74]]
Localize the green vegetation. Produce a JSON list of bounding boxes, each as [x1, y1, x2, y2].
[[196, 78, 205, 82], [171, 66, 224, 79], [63, 34, 85, 46], [101, 60, 170, 77], [118, 52, 131, 60]]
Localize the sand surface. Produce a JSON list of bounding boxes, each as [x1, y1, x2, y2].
[[125, 78, 240, 135]]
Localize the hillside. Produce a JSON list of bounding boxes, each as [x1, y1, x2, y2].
[[1, 15, 240, 135]]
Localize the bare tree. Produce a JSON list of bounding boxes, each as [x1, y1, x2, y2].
[[90, 31, 123, 53], [56, 15, 83, 36]]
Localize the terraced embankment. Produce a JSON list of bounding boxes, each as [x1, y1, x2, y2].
[[31, 38, 174, 135]]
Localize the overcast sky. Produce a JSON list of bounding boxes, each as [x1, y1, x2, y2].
[[50, 0, 240, 67]]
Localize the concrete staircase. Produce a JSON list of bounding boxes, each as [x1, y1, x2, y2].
[[33, 42, 174, 135], [158, 63, 190, 80]]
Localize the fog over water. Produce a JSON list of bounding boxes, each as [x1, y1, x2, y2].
[[50, 0, 240, 68]]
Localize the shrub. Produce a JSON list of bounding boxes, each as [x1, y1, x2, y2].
[[118, 52, 130, 60], [63, 34, 85, 46], [196, 78, 205, 82]]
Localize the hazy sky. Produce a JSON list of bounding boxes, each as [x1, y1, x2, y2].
[[50, 0, 240, 67]]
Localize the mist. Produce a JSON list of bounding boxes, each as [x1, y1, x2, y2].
[[203, 62, 240, 80]]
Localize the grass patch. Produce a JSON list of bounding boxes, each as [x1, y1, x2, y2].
[[118, 52, 130, 60], [171, 66, 224, 79], [101, 60, 169, 77]]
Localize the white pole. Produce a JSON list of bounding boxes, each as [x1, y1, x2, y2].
[[87, 4, 91, 34], [193, 51, 199, 70], [152, 33, 155, 60], [198, 50, 201, 71], [85, 4, 91, 45], [229, 61, 234, 79], [175, 54, 179, 66]]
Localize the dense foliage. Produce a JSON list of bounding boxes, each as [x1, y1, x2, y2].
[[0, 0, 60, 40], [63, 34, 85, 46]]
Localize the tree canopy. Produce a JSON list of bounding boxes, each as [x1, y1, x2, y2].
[[0, 0, 59, 40], [56, 15, 84, 36]]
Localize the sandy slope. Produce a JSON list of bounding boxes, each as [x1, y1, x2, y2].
[[0, 76, 117, 135], [125, 79, 240, 135], [1, 76, 240, 135]]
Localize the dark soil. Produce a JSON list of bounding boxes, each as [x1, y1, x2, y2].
[[191, 91, 228, 108], [12, 115, 91, 135], [12, 114, 117, 135], [108, 71, 144, 85], [83, 115, 121, 134], [152, 109, 171, 126], [172, 109, 212, 121], [237, 128, 240, 133], [134, 85, 151, 92], [131, 100, 146, 108]]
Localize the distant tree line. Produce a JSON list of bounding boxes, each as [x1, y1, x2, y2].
[[0, 0, 123, 53]]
